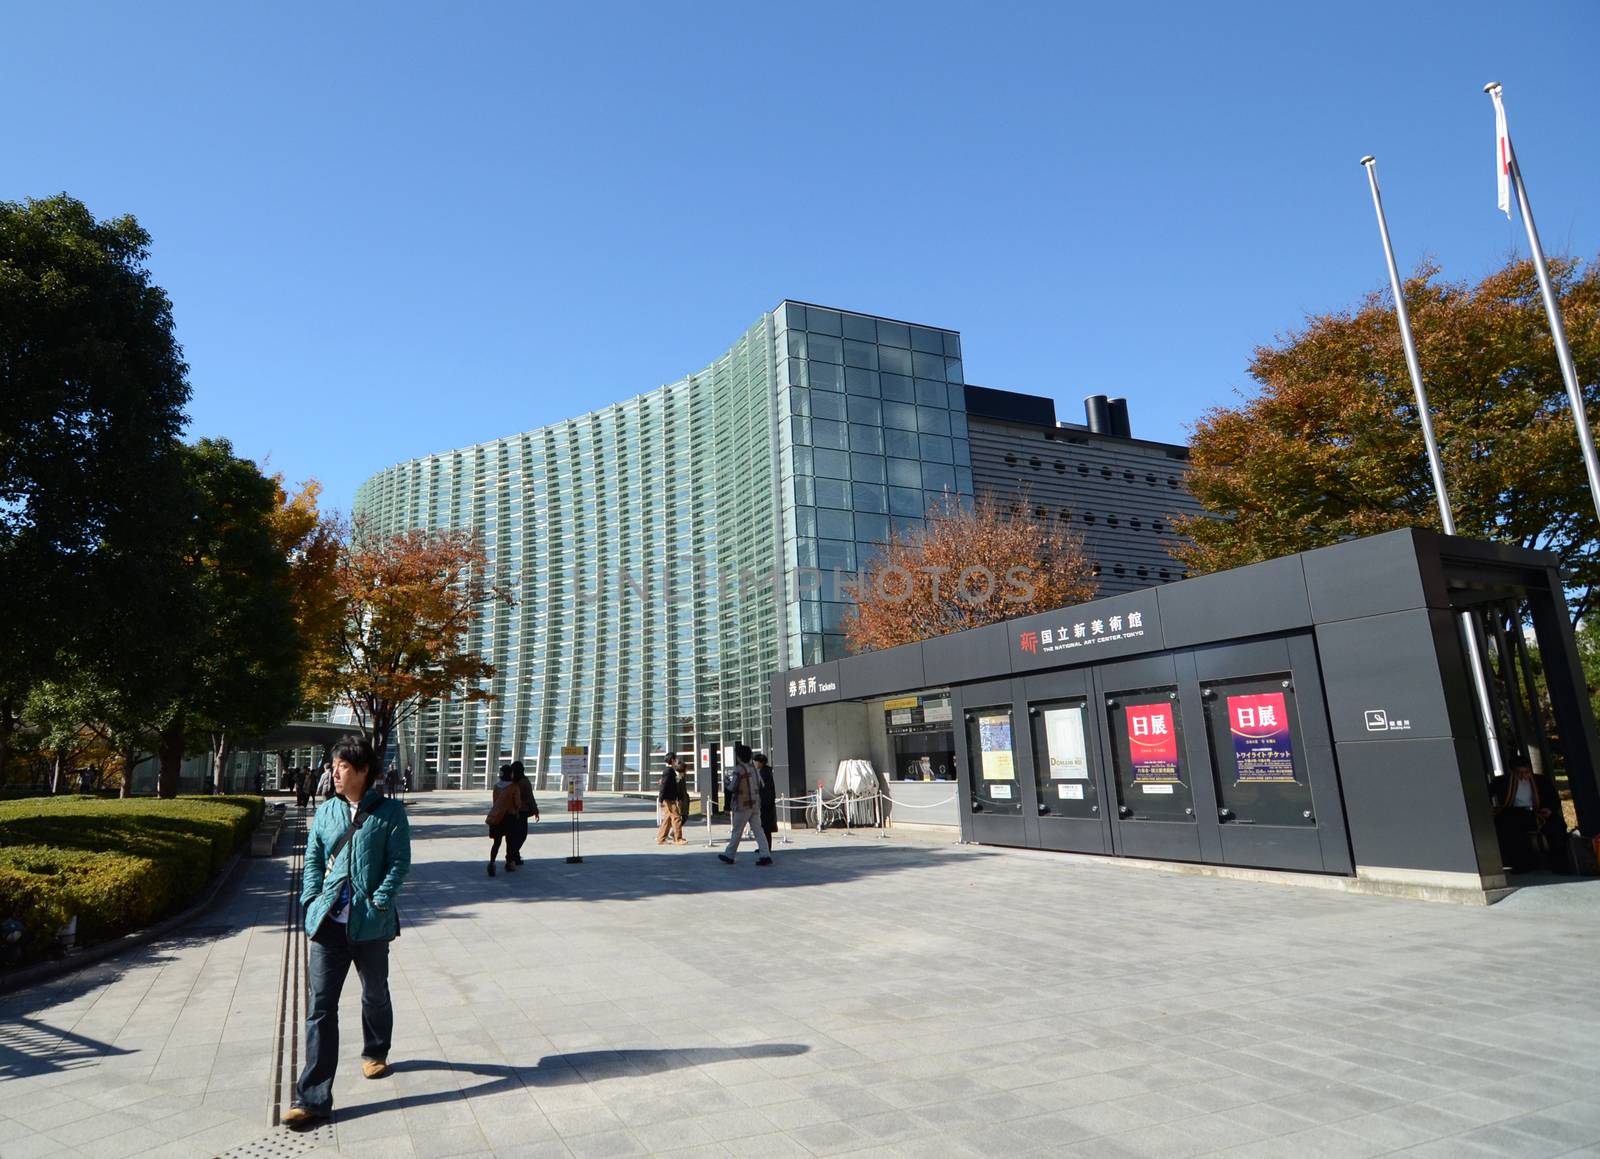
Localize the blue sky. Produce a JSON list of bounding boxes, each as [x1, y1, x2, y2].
[[5, 1, 1597, 511]]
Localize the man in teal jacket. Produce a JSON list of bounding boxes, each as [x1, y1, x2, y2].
[[284, 734, 411, 1128]]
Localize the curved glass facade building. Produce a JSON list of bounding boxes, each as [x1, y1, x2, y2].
[[354, 302, 972, 790]]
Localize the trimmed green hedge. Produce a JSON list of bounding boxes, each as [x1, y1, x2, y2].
[[0, 794, 264, 964]]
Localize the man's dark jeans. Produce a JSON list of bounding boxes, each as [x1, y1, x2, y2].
[[294, 920, 392, 1113]]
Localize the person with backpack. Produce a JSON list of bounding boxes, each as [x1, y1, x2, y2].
[[486, 765, 520, 876], [717, 743, 773, 866], [284, 734, 412, 1129], [316, 762, 336, 801], [507, 762, 539, 866]]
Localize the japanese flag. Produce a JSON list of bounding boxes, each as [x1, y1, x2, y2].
[[1491, 86, 1512, 218]]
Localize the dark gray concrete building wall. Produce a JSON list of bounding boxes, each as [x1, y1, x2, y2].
[[964, 391, 1206, 596], [772, 529, 1600, 897]]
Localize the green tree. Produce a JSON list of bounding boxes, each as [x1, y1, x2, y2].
[[1576, 618, 1600, 726], [183, 440, 304, 793], [1173, 256, 1600, 623], [0, 195, 191, 779]]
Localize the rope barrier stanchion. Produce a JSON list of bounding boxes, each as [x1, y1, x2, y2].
[[702, 790, 715, 848]]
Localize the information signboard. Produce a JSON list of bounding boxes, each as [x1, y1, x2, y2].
[[561, 746, 588, 812]]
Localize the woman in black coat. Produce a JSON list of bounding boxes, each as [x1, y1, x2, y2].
[[754, 753, 778, 848]]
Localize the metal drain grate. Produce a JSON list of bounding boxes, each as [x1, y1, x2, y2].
[[217, 1124, 335, 1157]]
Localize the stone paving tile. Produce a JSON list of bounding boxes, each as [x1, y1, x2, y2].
[[2, 796, 1599, 1158]]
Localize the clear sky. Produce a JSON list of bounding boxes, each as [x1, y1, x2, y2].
[[5, 1, 1597, 512]]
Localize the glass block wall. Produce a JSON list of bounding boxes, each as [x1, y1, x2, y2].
[[773, 303, 972, 665], [353, 314, 787, 791]]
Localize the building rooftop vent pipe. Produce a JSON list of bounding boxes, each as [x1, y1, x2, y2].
[[1084, 395, 1110, 434], [1108, 398, 1131, 439]]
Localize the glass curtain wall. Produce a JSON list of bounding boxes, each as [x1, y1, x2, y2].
[[774, 303, 972, 663], [354, 317, 783, 790]]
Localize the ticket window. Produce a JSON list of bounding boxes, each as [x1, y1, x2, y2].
[[1106, 689, 1194, 822], [1202, 676, 1316, 827], [886, 694, 956, 782], [966, 706, 1022, 815], [892, 732, 956, 781], [1029, 699, 1099, 819]]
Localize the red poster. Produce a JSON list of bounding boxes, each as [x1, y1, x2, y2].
[[1125, 702, 1180, 783], [1228, 692, 1296, 783]]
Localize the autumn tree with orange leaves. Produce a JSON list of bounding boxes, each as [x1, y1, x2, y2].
[[1173, 255, 1600, 622], [306, 520, 514, 768], [844, 496, 1098, 653]]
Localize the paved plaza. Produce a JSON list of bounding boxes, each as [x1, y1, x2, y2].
[[2, 795, 1599, 1159]]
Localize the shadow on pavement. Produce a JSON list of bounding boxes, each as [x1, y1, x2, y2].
[[403, 841, 971, 911], [334, 1044, 808, 1122], [0, 1014, 135, 1079]]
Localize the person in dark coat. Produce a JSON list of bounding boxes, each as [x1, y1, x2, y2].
[[754, 752, 778, 849], [508, 762, 538, 865], [656, 755, 689, 844]]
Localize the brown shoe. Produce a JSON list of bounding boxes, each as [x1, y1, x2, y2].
[[361, 1058, 390, 1079], [283, 1106, 324, 1128]]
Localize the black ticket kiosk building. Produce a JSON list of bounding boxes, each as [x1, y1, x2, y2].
[[771, 530, 1600, 899]]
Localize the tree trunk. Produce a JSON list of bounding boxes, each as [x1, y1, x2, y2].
[[370, 703, 394, 777], [51, 752, 63, 795], [211, 732, 232, 795], [119, 747, 136, 798], [157, 717, 186, 799]]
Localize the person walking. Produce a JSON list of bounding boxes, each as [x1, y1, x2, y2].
[[316, 763, 336, 801], [283, 734, 411, 1129], [507, 762, 538, 865], [294, 768, 310, 810], [717, 743, 772, 866], [656, 755, 689, 845], [486, 765, 520, 875], [754, 752, 778, 850]]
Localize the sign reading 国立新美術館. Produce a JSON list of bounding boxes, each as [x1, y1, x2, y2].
[[1013, 596, 1160, 670]]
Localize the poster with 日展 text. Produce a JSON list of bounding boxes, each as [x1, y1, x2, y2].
[[978, 714, 1015, 781], [1044, 707, 1089, 779], [1228, 692, 1297, 783], [1125, 702, 1180, 783]]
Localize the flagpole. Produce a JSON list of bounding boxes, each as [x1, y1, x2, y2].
[[1359, 155, 1504, 776], [1485, 81, 1600, 529]]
